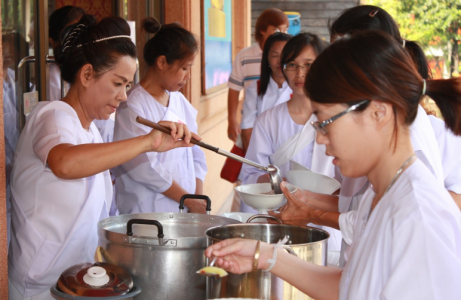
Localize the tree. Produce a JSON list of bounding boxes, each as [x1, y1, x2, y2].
[[368, 0, 461, 77]]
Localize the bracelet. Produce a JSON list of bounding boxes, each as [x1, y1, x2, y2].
[[253, 240, 260, 271], [264, 244, 282, 272]]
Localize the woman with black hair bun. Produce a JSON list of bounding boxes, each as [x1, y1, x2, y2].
[[206, 30, 461, 300], [113, 17, 208, 214], [240, 32, 292, 151], [8, 16, 198, 300]]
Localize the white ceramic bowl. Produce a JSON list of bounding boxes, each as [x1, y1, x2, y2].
[[235, 183, 297, 212], [220, 212, 255, 223], [285, 170, 341, 195]]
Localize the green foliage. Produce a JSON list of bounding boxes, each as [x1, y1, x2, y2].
[[368, 0, 461, 45]]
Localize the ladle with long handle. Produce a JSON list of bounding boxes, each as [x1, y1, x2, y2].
[[136, 116, 283, 194]]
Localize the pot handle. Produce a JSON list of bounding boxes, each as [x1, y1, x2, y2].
[[247, 215, 282, 224], [179, 194, 212, 215], [126, 219, 164, 244]]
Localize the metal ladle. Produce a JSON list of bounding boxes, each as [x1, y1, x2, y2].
[[136, 116, 283, 194]]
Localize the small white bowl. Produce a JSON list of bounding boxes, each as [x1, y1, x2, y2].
[[285, 170, 341, 195], [235, 183, 297, 212]]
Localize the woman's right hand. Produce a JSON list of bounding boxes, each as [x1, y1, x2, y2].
[[146, 121, 201, 152], [227, 119, 241, 142], [205, 239, 273, 274]]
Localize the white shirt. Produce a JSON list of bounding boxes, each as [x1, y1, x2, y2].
[[47, 63, 63, 102], [228, 44, 262, 92], [428, 115, 461, 193], [240, 102, 334, 185], [340, 160, 461, 299], [113, 85, 207, 214], [241, 77, 292, 129], [9, 101, 112, 297]]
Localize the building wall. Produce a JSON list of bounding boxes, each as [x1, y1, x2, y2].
[[251, 0, 360, 41]]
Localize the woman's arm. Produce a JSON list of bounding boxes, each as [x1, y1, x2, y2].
[[47, 121, 195, 179], [206, 239, 341, 300], [268, 182, 341, 228]]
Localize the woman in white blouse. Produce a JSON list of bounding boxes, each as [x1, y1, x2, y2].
[[206, 31, 461, 300], [9, 16, 197, 300]]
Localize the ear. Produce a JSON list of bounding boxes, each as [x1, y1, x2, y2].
[[79, 64, 95, 88], [156, 55, 167, 71], [369, 100, 393, 129]]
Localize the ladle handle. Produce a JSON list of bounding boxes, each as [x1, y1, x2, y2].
[[136, 116, 269, 172], [136, 116, 219, 152]]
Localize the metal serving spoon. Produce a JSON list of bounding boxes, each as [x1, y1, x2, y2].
[[136, 117, 283, 194]]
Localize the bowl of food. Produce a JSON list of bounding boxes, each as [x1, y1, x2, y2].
[[235, 183, 297, 213], [285, 170, 341, 195]]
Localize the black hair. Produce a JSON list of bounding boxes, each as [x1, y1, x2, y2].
[[142, 17, 197, 67], [57, 15, 136, 84], [259, 32, 292, 98], [329, 5, 431, 79], [280, 33, 329, 80], [306, 30, 461, 136], [49, 6, 85, 42]]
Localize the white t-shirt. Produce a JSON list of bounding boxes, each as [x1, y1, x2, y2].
[[241, 77, 292, 129], [113, 84, 207, 214], [9, 101, 112, 297], [228, 44, 263, 92], [340, 159, 461, 299], [428, 115, 461, 194]]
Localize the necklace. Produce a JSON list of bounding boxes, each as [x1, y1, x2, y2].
[[367, 153, 417, 222]]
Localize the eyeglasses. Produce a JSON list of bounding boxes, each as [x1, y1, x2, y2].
[[283, 62, 311, 73], [311, 100, 369, 135]]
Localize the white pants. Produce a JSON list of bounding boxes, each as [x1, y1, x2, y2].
[[9, 281, 53, 300]]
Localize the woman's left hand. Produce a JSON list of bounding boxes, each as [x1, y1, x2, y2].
[[147, 121, 201, 152]]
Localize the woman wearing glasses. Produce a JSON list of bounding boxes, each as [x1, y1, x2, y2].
[[206, 30, 461, 299], [238, 33, 343, 258]]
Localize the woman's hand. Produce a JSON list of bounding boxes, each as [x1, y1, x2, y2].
[[146, 121, 201, 152], [205, 239, 273, 274], [268, 182, 317, 226], [184, 198, 207, 214]]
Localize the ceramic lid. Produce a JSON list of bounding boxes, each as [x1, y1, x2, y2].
[[57, 262, 133, 297]]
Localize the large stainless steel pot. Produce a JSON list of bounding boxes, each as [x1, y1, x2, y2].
[[205, 216, 329, 300], [97, 195, 240, 300]]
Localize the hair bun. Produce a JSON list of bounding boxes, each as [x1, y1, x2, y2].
[[142, 17, 161, 34]]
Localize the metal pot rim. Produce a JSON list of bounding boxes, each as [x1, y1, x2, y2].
[[205, 223, 330, 245]]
